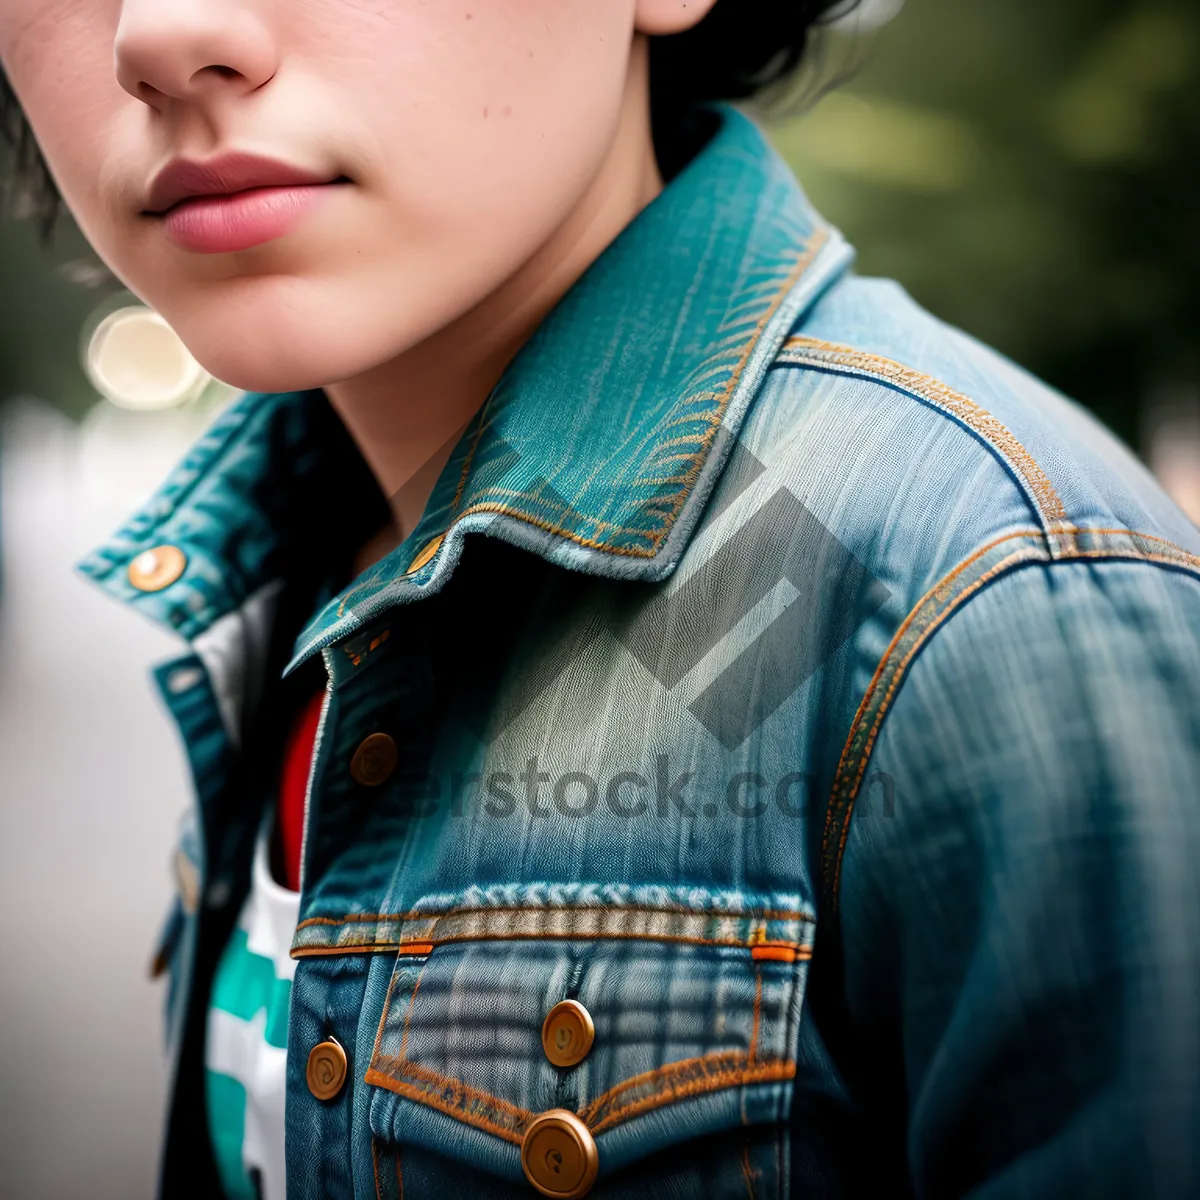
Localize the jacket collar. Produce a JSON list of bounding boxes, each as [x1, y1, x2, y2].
[[78, 105, 852, 667]]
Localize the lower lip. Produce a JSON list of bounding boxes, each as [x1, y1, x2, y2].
[[157, 183, 341, 254]]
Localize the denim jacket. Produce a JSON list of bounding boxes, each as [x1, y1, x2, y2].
[[80, 106, 1200, 1199]]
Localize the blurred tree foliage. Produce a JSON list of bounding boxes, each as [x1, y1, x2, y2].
[[1, 0, 1196, 449], [767, 0, 1199, 448], [0, 200, 105, 420]]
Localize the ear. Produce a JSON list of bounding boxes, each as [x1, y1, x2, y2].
[[634, 0, 721, 37]]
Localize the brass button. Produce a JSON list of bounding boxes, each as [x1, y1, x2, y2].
[[306, 1039, 347, 1101], [350, 733, 398, 787], [407, 533, 444, 574], [541, 1000, 594, 1068], [521, 1110, 598, 1199], [128, 544, 187, 592]]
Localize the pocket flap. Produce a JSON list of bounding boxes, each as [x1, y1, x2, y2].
[[351, 886, 815, 1188]]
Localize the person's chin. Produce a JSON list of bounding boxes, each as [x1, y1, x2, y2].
[[156, 258, 464, 394], [191, 344, 345, 396], [175, 313, 389, 396]]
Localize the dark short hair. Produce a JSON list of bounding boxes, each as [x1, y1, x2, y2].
[[651, 0, 853, 178], [1, 0, 853, 237]]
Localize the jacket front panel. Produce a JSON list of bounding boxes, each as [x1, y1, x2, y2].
[[270, 105, 856, 1194], [289, 532, 835, 1195], [78, 100, 1200, 1199]]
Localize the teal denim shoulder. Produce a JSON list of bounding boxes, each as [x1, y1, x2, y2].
[[80, 105, 1200, 1198]]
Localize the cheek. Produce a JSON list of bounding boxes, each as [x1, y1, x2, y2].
[[6, 15, 142, 291], [3, 4, 123, 214], [327, 0, 637, 234]]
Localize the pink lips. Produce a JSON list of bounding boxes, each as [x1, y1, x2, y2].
[[144, 153, 345, 254]]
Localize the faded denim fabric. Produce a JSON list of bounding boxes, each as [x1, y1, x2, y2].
[[80, 105, 1200, 1198]]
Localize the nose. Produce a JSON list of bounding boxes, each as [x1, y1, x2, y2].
[[114, 0, 279, 108]]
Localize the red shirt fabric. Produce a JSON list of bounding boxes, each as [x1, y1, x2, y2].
[[276, 690, 325, 891]]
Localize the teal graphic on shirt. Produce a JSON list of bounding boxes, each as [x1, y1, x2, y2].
[[205, 832, 300, 1200]]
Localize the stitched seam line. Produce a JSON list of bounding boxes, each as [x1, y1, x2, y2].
[[778, 337, 1069, 532], [585, 1057, 797, 1136], [363, 1067, 528, 1146], [452, 488, 669, 538], [371, 1056, 534, 1124], [454, 501, 660, 557], [644, 233, 828, 546], [297, 931, 810, 952], [1052, 525, 1200, 567], [293, 933, 815, 958], [819, 527, 1044, 889], [830, 533, 1200, 895], [581, 1048, 739, 1122], [438, 231, 828, 563], [589, 1062, 797, 1137], [293, 944, 393, 958], [824, 536, 1049, 913], [297, 902, 816, 929], [822, 527, 1200, 923], [371, 969, 401, 1061], [831, 549, 1039, 901], [364, 1056, 796, 1144], [450, 398, 497, 515], [367, 969, 803, 1147], [336, 564, 394, 618]]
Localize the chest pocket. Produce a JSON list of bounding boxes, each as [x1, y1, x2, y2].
[[350, 888, 814, 1198]]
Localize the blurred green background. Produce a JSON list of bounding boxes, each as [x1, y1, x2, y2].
[[767, 0, 1199, 452], [2, 0, 1197, 455]]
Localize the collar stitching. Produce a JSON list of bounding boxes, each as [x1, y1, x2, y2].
[[441, 228, 831, 562]]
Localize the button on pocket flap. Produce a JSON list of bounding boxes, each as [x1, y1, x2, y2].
[[353, 886, 815, 1188]]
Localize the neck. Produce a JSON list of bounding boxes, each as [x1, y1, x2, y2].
[[325, 34, 664, 564]]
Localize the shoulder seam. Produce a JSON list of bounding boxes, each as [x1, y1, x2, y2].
[[819, 525, 1200, 930], [776, 335, 1070, 539]]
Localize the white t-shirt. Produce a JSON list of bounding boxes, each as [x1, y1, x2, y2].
[[204, 828, 300, 1200]]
